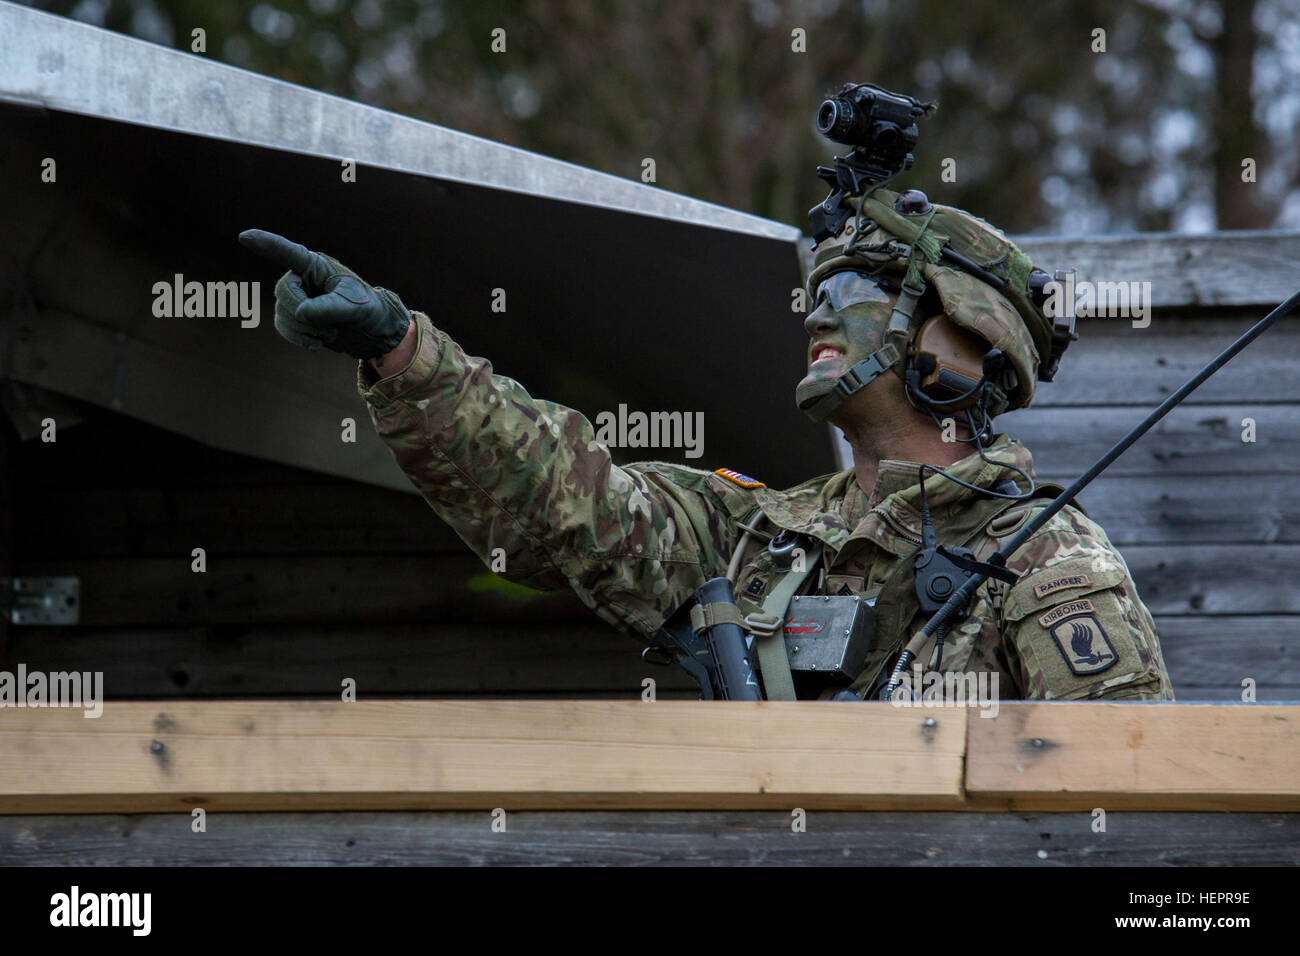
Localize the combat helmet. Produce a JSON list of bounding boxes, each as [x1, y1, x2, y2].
[[801, 184, 1076, 423]]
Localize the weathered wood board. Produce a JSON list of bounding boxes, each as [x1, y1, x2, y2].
[[1015, 232, 1300, 312], [0, 701, 969, 813], [5, 616, 1295, 700], [966, 703, 1300, 811], [3, 810, 1296, 866], [3, 700, 1297, 814]]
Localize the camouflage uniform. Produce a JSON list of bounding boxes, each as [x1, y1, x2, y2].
[[357, 311, 1174, 702]]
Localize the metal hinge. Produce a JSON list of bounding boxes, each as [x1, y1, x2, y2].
[[2, 577, 81, 625]]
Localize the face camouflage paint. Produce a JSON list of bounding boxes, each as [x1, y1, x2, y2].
[[795, 272, 896, 415]]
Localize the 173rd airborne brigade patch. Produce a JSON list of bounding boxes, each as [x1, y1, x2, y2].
[[1039, 598, 1118, 675]]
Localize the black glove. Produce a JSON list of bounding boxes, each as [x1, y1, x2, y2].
[[238, 229, 411, 359]]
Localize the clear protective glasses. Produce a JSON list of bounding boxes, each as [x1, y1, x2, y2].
[[811, 270, 893, 312]]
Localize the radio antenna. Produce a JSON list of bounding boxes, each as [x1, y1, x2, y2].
[[883, 287, 1300, 699]]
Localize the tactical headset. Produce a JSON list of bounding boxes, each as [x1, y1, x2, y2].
[[904, 313, 1014, 420]]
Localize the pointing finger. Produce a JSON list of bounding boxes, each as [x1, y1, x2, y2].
[[238, 229, 314, 275]]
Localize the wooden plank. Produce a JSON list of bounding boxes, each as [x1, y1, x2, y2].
[[16, 483, 464, 558], [0, 701, 968, 813], [1010, 403, 1297, 478], [3, 809, 1296, 866], [7, 614, 1296, 702], [798, 232, 1300, 313], [5, 699, 1298, 816], [1125, 545, 1300, 615], [9, 543, 1282, 630], [1163, 687, 1300, 702], [966, 702, 1300, 811], [1015, 231, 1300, 310], [15, 554, 591, 626], [1020, 313, 1300, 407], [7, 615, 1296, 702], [19, 545, 1291, 626], [1157, 616, 1300, 701], [1058, 475, 1300, 546], [5, 623, 694, 698]]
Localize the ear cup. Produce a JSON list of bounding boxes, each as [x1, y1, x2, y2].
[[906, 315, 989, 410]]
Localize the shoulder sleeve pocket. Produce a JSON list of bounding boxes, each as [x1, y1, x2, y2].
[[1001, 554, 1168, 700]]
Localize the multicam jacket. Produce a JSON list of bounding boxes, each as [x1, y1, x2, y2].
[[358, 311, 1173, 701]]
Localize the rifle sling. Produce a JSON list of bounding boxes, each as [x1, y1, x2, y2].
[[743, 543, 824, 701]]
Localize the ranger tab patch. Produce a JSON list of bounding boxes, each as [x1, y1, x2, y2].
[[1033, 572, 1092, 600], [714, 468, 765, 488], [1044, 606, 1118, 676]]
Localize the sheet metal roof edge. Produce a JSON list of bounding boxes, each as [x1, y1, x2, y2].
[[0, 1, 802, 244]]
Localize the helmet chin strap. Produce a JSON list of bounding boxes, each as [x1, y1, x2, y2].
[[798, 283, 924, 423], [799, 344, 899, 422]]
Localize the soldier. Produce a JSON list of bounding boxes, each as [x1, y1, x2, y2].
[[238, 185, 1173, 703]]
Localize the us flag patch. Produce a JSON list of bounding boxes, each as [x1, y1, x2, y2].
[[714, 468, 765, 488]]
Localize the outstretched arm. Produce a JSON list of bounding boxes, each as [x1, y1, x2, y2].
[[240, 229, 751, 641], [357, 309, 746, 639]]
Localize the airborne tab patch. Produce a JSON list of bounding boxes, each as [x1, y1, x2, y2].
[[714, 468, 765, 489], [1047, 612, 1118, 675], [1038, 598, 1095, 627]]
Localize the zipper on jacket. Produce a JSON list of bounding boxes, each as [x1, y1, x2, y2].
[[869, 505, 922, 545]]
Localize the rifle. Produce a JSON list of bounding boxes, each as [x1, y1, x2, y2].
[[644, 578, 762, 700]]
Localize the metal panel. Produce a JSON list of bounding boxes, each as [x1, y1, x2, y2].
[[2, 576, 79, 625]]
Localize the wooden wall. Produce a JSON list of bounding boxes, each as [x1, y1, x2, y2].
[[3, 233, 1298, 703], [1006, 307, 1299, 701], [3, 407, 687, 700], [1006, 229, 1300, 702]]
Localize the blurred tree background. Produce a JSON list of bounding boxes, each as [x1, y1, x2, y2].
[[24, 0, 1300, 234]]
